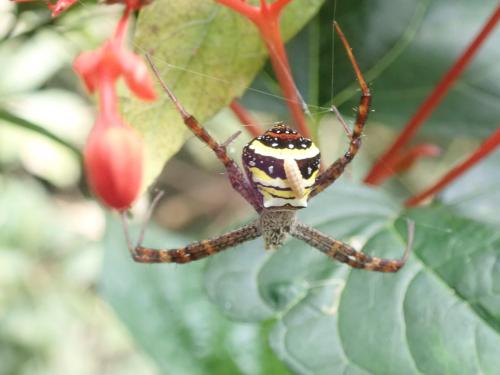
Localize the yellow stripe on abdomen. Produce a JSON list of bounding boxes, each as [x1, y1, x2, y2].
[[249, 167, 318, 188]]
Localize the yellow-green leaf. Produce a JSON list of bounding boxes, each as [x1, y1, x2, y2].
[[124, 0, 325, 188]]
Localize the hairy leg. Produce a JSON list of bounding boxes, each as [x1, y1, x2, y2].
[[291, 222, 414, 273], [309, 22, 371, 198], [133, 221, 261, 263], [146, 54, 262, 212]]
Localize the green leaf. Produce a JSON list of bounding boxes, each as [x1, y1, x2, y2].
[[125, 0, 325, 187], [0, 30, 70, 95], [0, 108, 81, 159], [100, 218, 291, 375], [337, 0, 500, 137], [299, 0, 500, 138], [205, 182, 500, 374]]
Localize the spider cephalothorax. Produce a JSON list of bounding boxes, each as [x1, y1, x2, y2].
[[243, 123, 320, 208], [133, 24, 413, 273]]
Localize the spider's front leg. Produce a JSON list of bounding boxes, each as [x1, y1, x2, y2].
[[309, 22, 371, 198], [291, 222, 414, 273], [145, 54, 262, 212], [133, 221, 261, 263]]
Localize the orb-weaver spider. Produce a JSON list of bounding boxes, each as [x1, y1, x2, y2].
[[133, 23, 414, 273]]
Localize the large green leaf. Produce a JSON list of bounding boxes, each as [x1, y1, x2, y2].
[[125, 0, 325, 187], [243, 0, 500, 139], [205, 182, 500, 374], [100, 220, 291, 375], [330, 0, 500, 138]]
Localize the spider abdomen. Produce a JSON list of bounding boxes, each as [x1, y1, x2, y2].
[[242, 123, 320, 208]]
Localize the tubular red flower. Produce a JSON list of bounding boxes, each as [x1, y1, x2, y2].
[[10, 0, 77, 17], [84, 117, 143, 211], [73, 50, 102, 93], [105, 0, 153, 10], [74, 1, 156, 211], [74, 42, 157, 102], [120, 51, 157, 101], [47, 0, 77, 16]]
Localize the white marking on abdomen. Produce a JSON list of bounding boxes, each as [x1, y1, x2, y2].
[[284, 158, 305, 198]]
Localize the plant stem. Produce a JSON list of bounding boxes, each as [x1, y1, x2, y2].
[[259, 17, 310, 137], [405, 128, 500, 207], [216, 0, 310, 138], [98, 72, 119, 125], [370, 143, 441, 183], [364, 5, 500, 185], [114, 5, 131, 45], [0, 108, 82, 159], [229, 99, 264, 138]]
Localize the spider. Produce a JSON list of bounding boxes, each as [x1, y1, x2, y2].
[[132, 23, 414, 273]]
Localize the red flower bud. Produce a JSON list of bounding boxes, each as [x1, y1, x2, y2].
[[74, 1, 156, 211], [120, 51, 157, 101], [48, 0, 77, 16], [11, 0, 77, 17], [73, 50, 102, 93], [73, 42, 156, 101], [84, 117, 143, 211]]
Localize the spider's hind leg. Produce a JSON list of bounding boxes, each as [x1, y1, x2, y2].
[[132, 220, 261, 264], [291, 221, 414, 273]]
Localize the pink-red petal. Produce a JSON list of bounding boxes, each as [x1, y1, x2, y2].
[[48, 0, 77, 17], [84, 120, 143, 210], [120, 51, 157, 101], [73, 50, 102, 93]]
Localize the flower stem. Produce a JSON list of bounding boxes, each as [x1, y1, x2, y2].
[[216, 0, 310, 138], [114, 5, 131, 46], [98, 73, 119, 125], [260, 20, 311, 138], [371, 143, 441, 183], [364, 5, 500, 185], [405, 128, 500, 207], [229, 99, 264, 138]]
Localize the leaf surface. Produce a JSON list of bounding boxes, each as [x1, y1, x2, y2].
[[239, 0, 500, 139], [100, 220, 291, 375], [328, 0, 500, 138], [205, 182, 500, 374], [125, 0, 325, 187]]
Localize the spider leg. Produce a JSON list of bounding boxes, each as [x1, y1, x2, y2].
[[291, 221, 414, 273], [133, 221, 261, 263], [309, 22, 371, 199], [146, 54, 262, 212], [330, 104, 352, 138]]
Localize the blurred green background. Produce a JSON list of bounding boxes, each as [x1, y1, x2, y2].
[[1, 1, 500, 374], [0, 2, 160, 374]]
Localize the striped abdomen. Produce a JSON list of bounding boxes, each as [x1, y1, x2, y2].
[[242, 123, 320, 208]]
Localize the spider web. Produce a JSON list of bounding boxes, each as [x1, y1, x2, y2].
[[62, 0, 498, 234], [4, 3, 500, 375], [99, 3, 500, 374], [7, 0, 498, 234]]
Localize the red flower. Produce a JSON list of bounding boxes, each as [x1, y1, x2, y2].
[[84, 117, 143, 211], [104, 0, 153, 10], [73, 41, 156, 101], [47, 0, 77, 16], [11, 0, 77, 17], [74, 4, 156, 210]]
